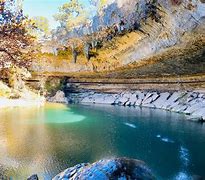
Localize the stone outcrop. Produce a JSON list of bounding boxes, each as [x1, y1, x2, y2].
[[47, 90, 68, 104], [67, 90, 205, 121], [53, 158, 154, 180]]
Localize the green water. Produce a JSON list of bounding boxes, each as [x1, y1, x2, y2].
[[0, 103, 205, 179]]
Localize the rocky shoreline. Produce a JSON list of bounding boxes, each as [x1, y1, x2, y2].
[[65, 90, 205, 121]]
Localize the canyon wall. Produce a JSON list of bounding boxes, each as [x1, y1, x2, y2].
[[106, 0, 205, 65], [33, 0, 205, 73]]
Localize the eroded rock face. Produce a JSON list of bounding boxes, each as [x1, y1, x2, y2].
[[53, 158, 154, 180], [103, 0, 205, 65], [32, 0, 205, 73]]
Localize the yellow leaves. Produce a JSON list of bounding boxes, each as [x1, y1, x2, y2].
[[32, 16, 50, 35], [54, 0, 89, 31], [100, 0, 107, 6], [90, 0, 107, 9], [60, 0, 82, 10], [0, 81, 11, 98], [65, 14, 88, 30], [0, 0, 38, 84]]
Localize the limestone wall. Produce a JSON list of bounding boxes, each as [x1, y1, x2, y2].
[[32, 0, 205, 73], [118, 0, 205, 64]]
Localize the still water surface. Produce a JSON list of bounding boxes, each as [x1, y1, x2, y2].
[[0, 103, 205, 179]]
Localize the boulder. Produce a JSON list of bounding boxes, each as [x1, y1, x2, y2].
[[53, 157, 155, 180], [27, 174, 38, 180], [48, 90, 67, 104]]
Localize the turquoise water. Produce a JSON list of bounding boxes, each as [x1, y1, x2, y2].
[[0, 103, 205, 179]]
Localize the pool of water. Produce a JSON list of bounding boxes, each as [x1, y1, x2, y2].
[[0, 103, 205, 179]]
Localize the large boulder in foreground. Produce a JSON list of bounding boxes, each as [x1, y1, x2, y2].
[[53, 158, 155, 180]]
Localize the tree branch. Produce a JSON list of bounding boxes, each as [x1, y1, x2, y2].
[[0, 48, 15, 61]]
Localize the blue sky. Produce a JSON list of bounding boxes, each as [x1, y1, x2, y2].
[[23, 0, 92, 29]]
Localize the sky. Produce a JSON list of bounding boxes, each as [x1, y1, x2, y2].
[[23, 0, 92, 29]]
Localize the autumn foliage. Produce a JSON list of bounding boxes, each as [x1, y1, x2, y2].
[[0, 0, 36, 70]]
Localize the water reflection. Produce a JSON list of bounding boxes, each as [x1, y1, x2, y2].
[[123, 122, 137, 128], [156, 135, 175, 143], [0, 104, 87, 178], [0, 104, 205, 179], [180, 146, 190, 167]]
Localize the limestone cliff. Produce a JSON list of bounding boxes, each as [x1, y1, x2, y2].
[[92, 0, 205, 70], [32, 0, 205, 74], [116, 0, 205, 65]]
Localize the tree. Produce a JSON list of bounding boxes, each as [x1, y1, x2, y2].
[[0, 0, 36, 69], [67, 37, 83, 63], [0, 0, 37, 89], [54, 0, 94, 63], [32, 16, 50, 38], [54, 0, 88, 32]]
